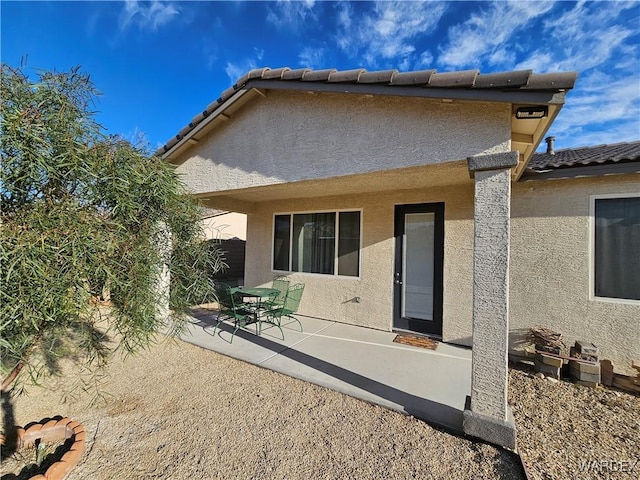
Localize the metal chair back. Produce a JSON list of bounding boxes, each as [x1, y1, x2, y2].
[[214, 282, 238, 311], [282, 283, 305, 315], [271, 276, 290, 305]]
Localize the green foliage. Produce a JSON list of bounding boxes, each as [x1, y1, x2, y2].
[[0, 64, 225, 392]]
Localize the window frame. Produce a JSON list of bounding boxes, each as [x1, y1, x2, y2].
[[271, 208, 363, 279], [589, 192, 640, 305]]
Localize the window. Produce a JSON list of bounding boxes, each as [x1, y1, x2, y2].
[[593, 195, 640, 301], [273, 211, 361, 277]]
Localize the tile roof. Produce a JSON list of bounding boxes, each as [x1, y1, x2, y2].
[[529, 140, 640, 170], [157, 66, 578, 157]]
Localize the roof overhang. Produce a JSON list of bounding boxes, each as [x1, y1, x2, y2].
[[162, 87, 262, 165], [160, 67, 577, 182]]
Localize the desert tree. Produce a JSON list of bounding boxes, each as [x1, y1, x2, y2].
[[0, 64, 224, 394]]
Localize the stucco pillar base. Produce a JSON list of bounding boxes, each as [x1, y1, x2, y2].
[[465, 151, 518, 451], [463, 396, 517, 450]]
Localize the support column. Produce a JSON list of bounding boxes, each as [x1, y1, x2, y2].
[[463, 151, 518, 450], [154, 221, 172, 323]]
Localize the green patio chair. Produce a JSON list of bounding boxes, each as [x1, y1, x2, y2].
[[265, 283, 305, 332], [262, 275, 290, 309], [213, 282, 255, 343]]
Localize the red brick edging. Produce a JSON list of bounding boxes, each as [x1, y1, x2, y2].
[[0, 417, 86, 480]]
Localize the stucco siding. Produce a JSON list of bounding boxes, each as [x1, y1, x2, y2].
[[175, 90, 511, 196], [244, 182, 476, 341], [201, 212, 247, 241], [510, 174, 640, 375]]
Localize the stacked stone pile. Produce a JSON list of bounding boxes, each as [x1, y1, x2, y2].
[[528, 328, 640, 394], [534, 351, 563, 380], [569, 341, 600, 387], [609, 360, 640, 393], [531, 326, 565, 380]]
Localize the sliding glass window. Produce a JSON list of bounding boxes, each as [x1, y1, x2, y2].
[[594, 196, 640, 301], [273, 215, 291, 271], [273, 211, 361, 277]]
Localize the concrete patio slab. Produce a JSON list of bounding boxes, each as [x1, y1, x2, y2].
[[181, 310, 472, 433]]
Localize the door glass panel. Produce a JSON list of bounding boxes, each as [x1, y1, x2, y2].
[[402, 212, 434, 320]]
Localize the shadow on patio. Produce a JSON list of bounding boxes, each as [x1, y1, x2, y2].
[[182, 308, 472, 433]]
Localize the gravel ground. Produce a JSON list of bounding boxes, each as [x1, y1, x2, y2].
[[508, 365, 639, 479], [2, 337, 638, 480]]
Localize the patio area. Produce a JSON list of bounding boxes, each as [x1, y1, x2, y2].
[[182, 308, 473, 433]]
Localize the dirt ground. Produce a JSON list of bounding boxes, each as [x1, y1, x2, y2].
[[1, 335, 638, 480]]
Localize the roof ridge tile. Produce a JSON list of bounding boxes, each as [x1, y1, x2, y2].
[[390, 69, 436, 85], [301, 68, 338, 82], [327, 68, 366, 83], [428, 69, 479, 88], [358, 69, 398, 84], [282, 68, 311, 80]]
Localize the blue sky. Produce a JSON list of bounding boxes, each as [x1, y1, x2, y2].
[[2, 1, 639, 153]]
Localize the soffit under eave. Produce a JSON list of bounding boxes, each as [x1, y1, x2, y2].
[[511, 100, 565, 181]]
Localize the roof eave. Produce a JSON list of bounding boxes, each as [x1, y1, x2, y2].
[[161, 81, 569, 163], [511, 99, 566, 181], [247, 78, 569, 105], [162, 87, 258, 163]]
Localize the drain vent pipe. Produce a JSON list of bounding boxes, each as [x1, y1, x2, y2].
[[545, 136, 556, 155]]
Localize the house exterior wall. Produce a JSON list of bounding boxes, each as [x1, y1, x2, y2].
[[510, 173, 640, 375], [242, 171, 639, 375], [243, 180, 476, 343], [201, 212, 247, 241], [174, 90, 511, 195]]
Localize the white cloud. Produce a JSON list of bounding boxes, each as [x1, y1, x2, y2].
[[224, 59, 258, 85], [266, 0, 317, 30], [541, 1, 636, 72], [438, 1, 554, 68], [298, 47, 327, 69], [336, 1, 352, 31], [417, 51, 434, 69], [546, 72, 640, 149], [513, 1, 638, 74], [514, 51, 554, 73], [119, 0, 179, 31], [520, 1, 640, 148], [335, 1, 447, 68], [222, 48, 267, 83], [488, 48, 515, 67]]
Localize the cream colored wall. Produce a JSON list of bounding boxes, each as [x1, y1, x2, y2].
[[243, 172, 639, 374], [175, 90, 511, 196], [201, 212, 247, 241], [243, 180, 476, 342], [510, 174, 640, 375]]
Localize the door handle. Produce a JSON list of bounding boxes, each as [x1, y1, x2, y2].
[[394, 280, 403, 285]]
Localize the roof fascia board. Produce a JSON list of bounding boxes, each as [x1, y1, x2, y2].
[[162, 87, 254, 162], [519, 162, 640, 181], [247, 79, 567, 105]]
